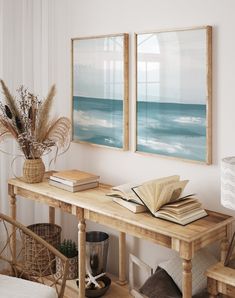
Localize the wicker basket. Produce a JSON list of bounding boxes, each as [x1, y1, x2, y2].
[[25, 223, 62, 276], [23, 158, 45, 183]]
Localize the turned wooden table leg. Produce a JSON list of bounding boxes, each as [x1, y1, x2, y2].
[[78, 210, 86, 298], [49, 206, 55, 224], [182, 259, 192, 298], [117, 231, 127, 285], [207, 277, 218, 297], [9, 185, 16, 265]]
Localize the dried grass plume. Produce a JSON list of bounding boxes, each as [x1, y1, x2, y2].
[[0, 80, 71, 159]]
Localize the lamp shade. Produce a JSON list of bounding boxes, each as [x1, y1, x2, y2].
[[221, 156, 235, 210]]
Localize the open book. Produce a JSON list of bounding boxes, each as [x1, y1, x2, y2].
[[131, 176, 207, 225], [107, 175, 188, 214], [108, 175, 187, 207], [106, 179, 146, 205], [131, 175, 189, 213], [146, 197, 208, 225]]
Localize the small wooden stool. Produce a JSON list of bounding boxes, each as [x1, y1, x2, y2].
[[206, 262, 235, 297]]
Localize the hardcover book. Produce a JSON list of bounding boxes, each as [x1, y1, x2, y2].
[[50, 169, 100, 186], [49, 179, 99, 192], [107, 175, 182, 206], [132, 176, 189, 213], [106, 178, 156, 205], [146, 197, 207, 225], [112, 197, 147, 213], [108, 175, 207, 224], [132, 177, 207, 225]]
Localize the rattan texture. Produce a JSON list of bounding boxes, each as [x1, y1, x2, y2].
[[0, 213, 68, 298], [23, 158, 45, 183], [26, 223, 62, 276]]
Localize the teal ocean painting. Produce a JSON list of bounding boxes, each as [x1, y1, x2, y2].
[[136, 27, 211, 162], [73, 96, 123, 148], [136, 101, 206, 161], [72, 34, 128, 149]]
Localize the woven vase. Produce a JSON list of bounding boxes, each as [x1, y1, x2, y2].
[[23, 158, 45, 183]]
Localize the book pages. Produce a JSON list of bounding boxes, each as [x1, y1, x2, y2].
[[111, 179, 154, 204], [133, 176, 180, 213], [156, 180, 189, 212], [160, 198, 200, 214]]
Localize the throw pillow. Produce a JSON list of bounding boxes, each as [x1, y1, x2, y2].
[[139, 266, 182, 298], [158, 249, 217, 296]]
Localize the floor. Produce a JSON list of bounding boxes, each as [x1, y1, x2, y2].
[[64, 275, 132, 298]]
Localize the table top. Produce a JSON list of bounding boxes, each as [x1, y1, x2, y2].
[[9, 178, 234, 243]]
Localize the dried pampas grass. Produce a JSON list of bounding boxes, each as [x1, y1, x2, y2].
[[0, 80, 71, 159], [36, 84, 56, 142], [0, 80, 22, 128], [45, 117, 71, 148]]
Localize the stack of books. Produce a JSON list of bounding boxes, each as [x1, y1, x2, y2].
[[49, 169, 100, 192], [107, 175, 207, 225]]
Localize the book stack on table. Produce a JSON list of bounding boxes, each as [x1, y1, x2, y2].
[[107, 175, 207, 225], [49, 169, 100, 192]]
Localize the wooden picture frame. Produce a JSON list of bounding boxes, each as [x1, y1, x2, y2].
[[129, 253, 153, 298], [71, 33, 129, 150], [135, 26, 212, 164]]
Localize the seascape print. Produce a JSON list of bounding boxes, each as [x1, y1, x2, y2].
[[72, 35, 127, 149], [136, 28, 210, 162]]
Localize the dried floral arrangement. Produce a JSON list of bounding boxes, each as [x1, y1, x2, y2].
[[0, 80, 71, 160]]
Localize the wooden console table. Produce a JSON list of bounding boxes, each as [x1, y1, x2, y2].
[[8, 178, 234, 298]]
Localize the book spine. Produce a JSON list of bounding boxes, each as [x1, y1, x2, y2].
[[49, 180, 99, 192], [50, 175, 99, 186], [50, 176, 76, 186], [49, 180, 73, 191], [73, 182, 99, 191]]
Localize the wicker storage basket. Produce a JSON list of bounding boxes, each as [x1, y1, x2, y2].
[[25, 223, 61, 276]]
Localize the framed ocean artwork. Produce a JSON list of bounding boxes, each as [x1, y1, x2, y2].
[[135, 26, 212, 164], [71, 33, 129, 150]]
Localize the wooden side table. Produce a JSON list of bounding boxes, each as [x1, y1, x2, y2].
[[206, 262, 235, 297]]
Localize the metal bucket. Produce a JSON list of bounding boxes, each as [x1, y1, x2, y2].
[[86, 231, 109, 276]]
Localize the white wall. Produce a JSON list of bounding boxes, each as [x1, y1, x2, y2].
[[3, 0, 235, 283], [51, 0, 235, 279], [55, 0, 235, 205]]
